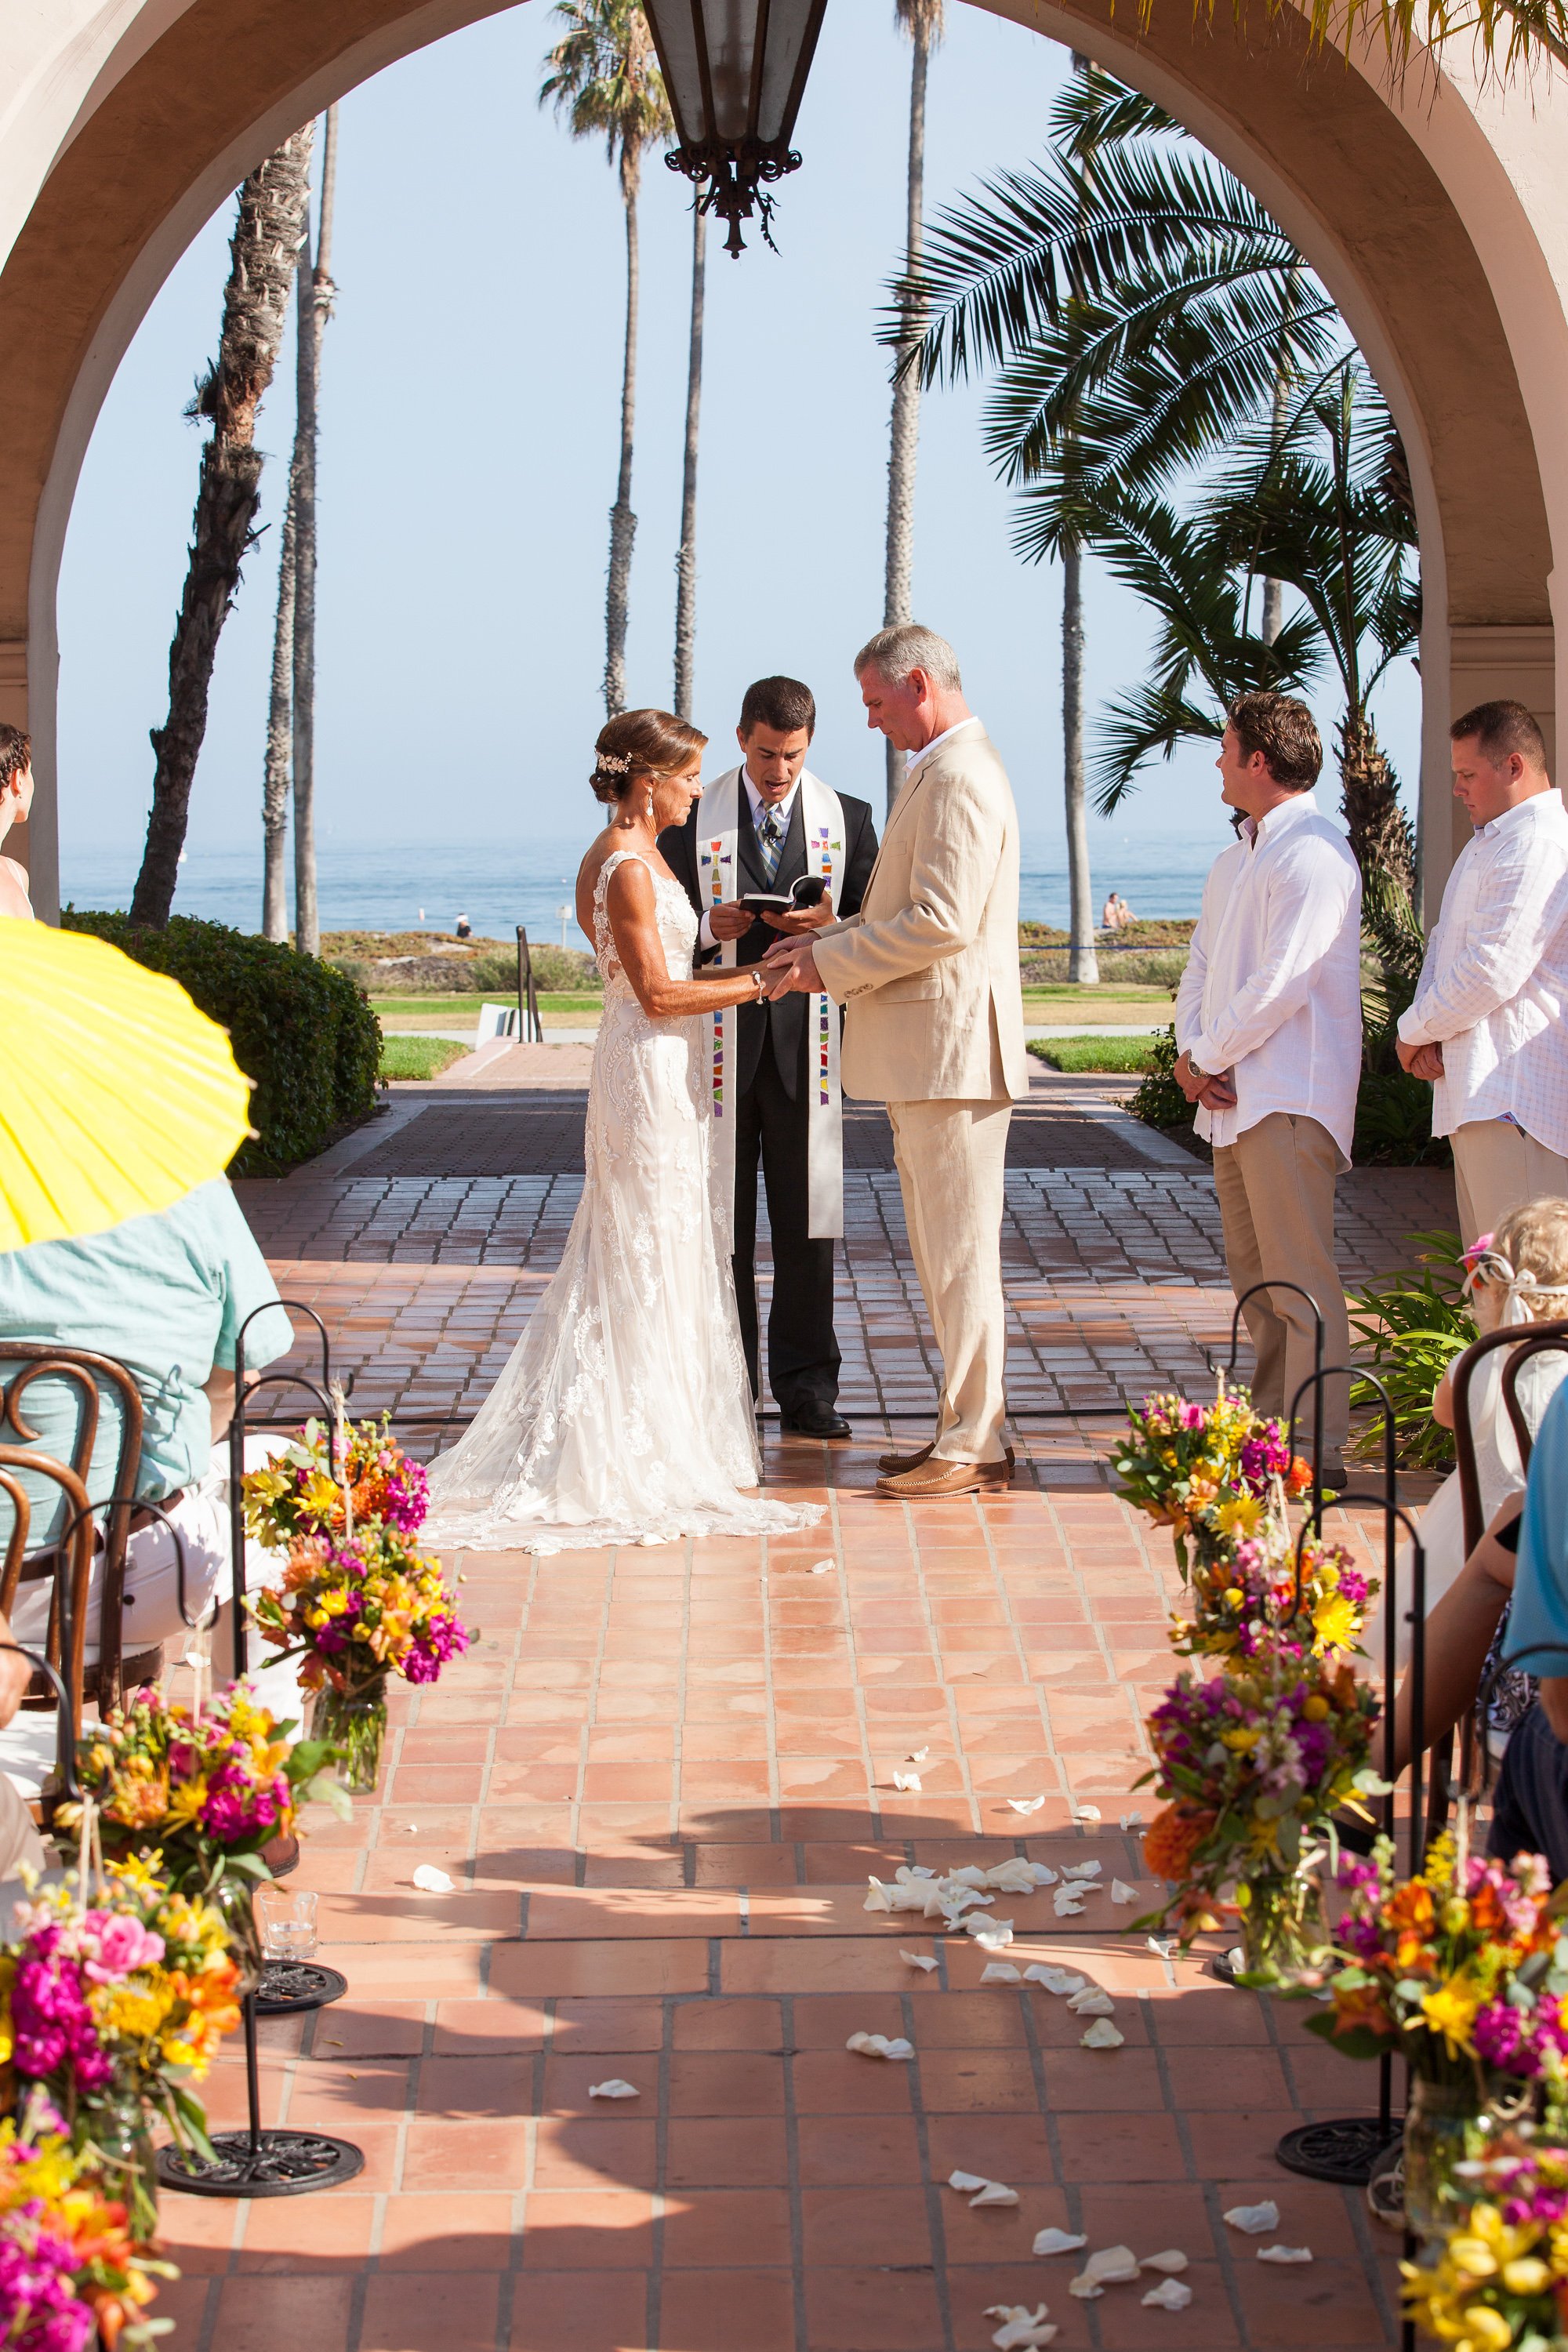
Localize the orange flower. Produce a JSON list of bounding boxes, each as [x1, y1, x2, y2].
[[1385, 1881, 1435, 1934], [1143, 1805, 1215, 1882], [1330, 1980, 1394, 2042]]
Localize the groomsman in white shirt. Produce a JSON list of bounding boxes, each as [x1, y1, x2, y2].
[[1397, 700, 1568, 1243], [1175, 694, 1363, 1485]]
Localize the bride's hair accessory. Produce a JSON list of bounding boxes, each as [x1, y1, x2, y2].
[[596, 751, 632, 775]]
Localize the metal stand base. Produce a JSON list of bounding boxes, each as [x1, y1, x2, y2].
[[157, 2129, 364, 2198], [255, 1961, 347, 2017], [1207, 1951, 1243, 1987], [1275, 2115, 1401, 2187]]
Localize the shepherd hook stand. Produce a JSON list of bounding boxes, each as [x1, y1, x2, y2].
[[155, 1991, 363, 2198]]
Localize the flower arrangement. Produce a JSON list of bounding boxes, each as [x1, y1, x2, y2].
[[241, 1414, 429, 1550], [1308, 1838, 1568, 2090], [60, 1682, 343, 1895], [0, 1859, 240, 2234], [0, 2108, 175, 2351], [1402, 2138, 1568, 2349], [1112, 1381, 1312, 1572], [1138, 1642, 1383, 1979], [243, 1413, 469, 1791], [1171, 1515, 1376, 1663]]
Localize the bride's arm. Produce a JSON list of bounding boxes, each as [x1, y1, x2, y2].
[[606, 860, 768, 1020]]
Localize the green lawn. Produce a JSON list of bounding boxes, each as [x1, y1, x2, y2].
[[1029, 1034, 1159, 1073], [379, 1035, 470, 1081]]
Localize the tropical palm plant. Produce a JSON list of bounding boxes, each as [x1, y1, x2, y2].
[[541, 0, 672, 718], [673, 200, 706, 720], [880, 0, 945, 817], [132, 128, 315, 928]]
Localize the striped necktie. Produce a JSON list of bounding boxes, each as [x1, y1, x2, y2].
[[757, 806, 784, 884]]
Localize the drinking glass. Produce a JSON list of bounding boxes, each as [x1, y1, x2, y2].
[[256, 1886, 319, 1963]]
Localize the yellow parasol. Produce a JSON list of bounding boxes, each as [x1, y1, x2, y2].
[[0, 919, 253, 1251]]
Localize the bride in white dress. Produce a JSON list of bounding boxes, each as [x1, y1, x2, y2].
[[423, 709, 822, 1555]]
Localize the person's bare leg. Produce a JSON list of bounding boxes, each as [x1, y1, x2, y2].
[[1388, 1516, 1519, 1777]]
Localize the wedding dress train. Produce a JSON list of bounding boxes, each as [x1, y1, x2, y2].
[[422, 848, 822, 1554]]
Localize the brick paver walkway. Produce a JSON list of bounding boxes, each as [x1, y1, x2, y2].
[[169, 1086, 1442, 2349]]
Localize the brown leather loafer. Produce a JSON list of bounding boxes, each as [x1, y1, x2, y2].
[[876, 1457, 1014, 1499], [877, 1439, 1016, 1477]]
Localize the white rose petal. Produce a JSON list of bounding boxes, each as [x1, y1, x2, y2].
[[1258, 2245, 1312, 2265], [983, 1858, 1049, 1896], [1142, 2278, 1194, 2310], [1120, 1809, 1145, 1831], [1072, 1804, 1102, 1823], [1111, 1878, 1139, 1904], [967, 1916, 1014, 1944], [1033, 2227, 1088, 2257], [987, 2304, 1058, 2350], [907, 1747, 930, 1762], [1083, 2246, 1140, 2285], [970, 2180, 1020, 2209], [948, 2170, 991, 2193], [900, 1950, 939, 1973], [1062, 1860, 1102, 1881], [1224, 2201, 1279, 2236], [893, 1773, 922, 1791], [864, 1878, 894, 1913], [845, 2032, 914, 2060], [810, 1560, 833, 1575], [981, 1962, 1022, 1984], [1140, 2252, 1189, 2274], [1024, 1965, 1085, 1995], [1066, 1988, 1116, 2016], [948, 1865, 990, 1888], [587, 2078, 639, 2099], [1068, 2277, 1103, 2300], [411, 1864, 454, 1893], [1008, 1796, 1047, 1815], [1053, 1893, 1086, 1918], [1147, 1936, 1177, 1959], [1080, 2017, 1125, 2049]]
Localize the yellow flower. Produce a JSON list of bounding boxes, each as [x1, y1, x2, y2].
[[1312, 1593, 1359, 1654], [1446, 2237, 1500, 2280], [1222, 1588, 1245, 1609], [1214, 1494, 1264, 1538], [164, 1779, 209, 1828], [1221, 1727, 1262, 1751], [1301, 1694, 1331, 1722], [1501, 2256, 1551, 2293], [1419, 1976, 1483, 2059]]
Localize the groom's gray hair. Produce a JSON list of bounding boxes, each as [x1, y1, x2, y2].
[[854, 623, 962, 693]]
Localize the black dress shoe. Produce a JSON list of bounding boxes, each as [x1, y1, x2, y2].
[[779, 1403, 852, 1439]]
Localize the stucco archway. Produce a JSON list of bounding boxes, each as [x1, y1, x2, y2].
[[2, 0, 1565, 915]]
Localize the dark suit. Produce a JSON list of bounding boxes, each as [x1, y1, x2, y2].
[[660, 778, 879, 1415]]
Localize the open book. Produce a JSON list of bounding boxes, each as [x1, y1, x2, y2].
[[735, 874, 828, 916]]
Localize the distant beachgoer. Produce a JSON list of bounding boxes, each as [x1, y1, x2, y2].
[[1115, 893, 1134, 926], [0, 724, 34, 919], [455, 911, 473, 939], [1100, 891, 1121, 931]]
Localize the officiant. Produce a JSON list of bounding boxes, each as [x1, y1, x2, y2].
[[661, 676, 878, 1439]]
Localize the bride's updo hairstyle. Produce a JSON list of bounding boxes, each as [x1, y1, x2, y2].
[[590, 709, 706, 804]]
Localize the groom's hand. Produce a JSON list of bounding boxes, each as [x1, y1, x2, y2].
[[760, 940, 823, 996], [710, 903, 752, 942]]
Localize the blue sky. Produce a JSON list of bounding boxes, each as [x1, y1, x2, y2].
[[55, 0, 1420, 890]]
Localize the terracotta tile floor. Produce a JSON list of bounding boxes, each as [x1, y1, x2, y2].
[[176, 1099, 1428, 2347]]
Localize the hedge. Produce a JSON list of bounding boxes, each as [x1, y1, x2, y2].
[[62, 911, 381, 1174]]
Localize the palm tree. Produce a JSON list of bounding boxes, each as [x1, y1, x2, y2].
[[673, 201, 706, 720], [290, 103, 339, 960], [542, 0, 671, 718], [262, 105, 338, 947], [1059, 54, 1097, 985], [132, 128, 314, 928], [880, 0, 945, 817]]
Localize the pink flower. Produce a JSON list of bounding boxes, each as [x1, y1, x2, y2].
[[82, 1913, 165, 1984]]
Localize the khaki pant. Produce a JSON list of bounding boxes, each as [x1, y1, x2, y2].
[[1452, 1119, 1568, 1247], [887, 1095, 1012, 1462], [1212, 1112, 1351, 1457]]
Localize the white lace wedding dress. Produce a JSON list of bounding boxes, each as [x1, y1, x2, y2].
[[422, 848, 822, 1555]]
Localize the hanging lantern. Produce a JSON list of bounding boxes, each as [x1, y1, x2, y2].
[[644, 0, 830, 256]]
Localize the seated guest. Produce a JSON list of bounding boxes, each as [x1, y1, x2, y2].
[[0, 724, 34, 920], [1367, 1200, 1568, 1680], [0, 1178, 295, 1667], [1486, 1377, 1568, 1874]]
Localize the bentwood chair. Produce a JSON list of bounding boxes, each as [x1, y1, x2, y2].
[[0, 1345, 158, 1711]]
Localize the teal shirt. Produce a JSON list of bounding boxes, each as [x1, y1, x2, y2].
[[0, 1180, 294, 1537], [1506, 1377, 1568, 1679]]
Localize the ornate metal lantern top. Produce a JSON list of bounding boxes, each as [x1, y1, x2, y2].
[[644, 0, 830, 256]]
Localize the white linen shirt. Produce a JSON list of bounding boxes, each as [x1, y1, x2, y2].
[[1397, 789, 1568, 1154], [1174, 791, 1363, 1161]]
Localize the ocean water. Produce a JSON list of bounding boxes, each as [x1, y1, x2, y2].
[[61, 830, 1221, 946]]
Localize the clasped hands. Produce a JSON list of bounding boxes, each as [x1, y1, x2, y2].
[[1396, 1036, 1446, 1081], [1174, 1050, 1237, 1112], [708, 896, 830, 998]]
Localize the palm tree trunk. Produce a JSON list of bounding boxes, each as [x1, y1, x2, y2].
[[605, 142, 641, 718], [260, 476, 296, 939], [1338, 710, 1416, 898], [132, 127, 314, 928], [292, 103, 338, 959], [673, 201, 706, 720], [884, 9, 932, 818], [1062, 535, 1098, 985]]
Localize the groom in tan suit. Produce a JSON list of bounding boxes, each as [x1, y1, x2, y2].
[[762, 624, 1029, 1497]]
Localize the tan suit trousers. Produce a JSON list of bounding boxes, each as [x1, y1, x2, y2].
[[887, 1095, 1012, 1463], [1452, 1119, 1568, 1247], [1211, 1112, 1351, 1457]]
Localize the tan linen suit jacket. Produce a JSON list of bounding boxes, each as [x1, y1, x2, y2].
[[812, 720, 1030, 1103]]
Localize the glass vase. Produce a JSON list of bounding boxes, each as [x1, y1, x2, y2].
[[1403, 2074, 1501, 2241], [211, 1871, 263, 1998], [89, 2096, 161, 2244], [310, 1676, 389, 1795], [1235, 1870, 1321, 1986]]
